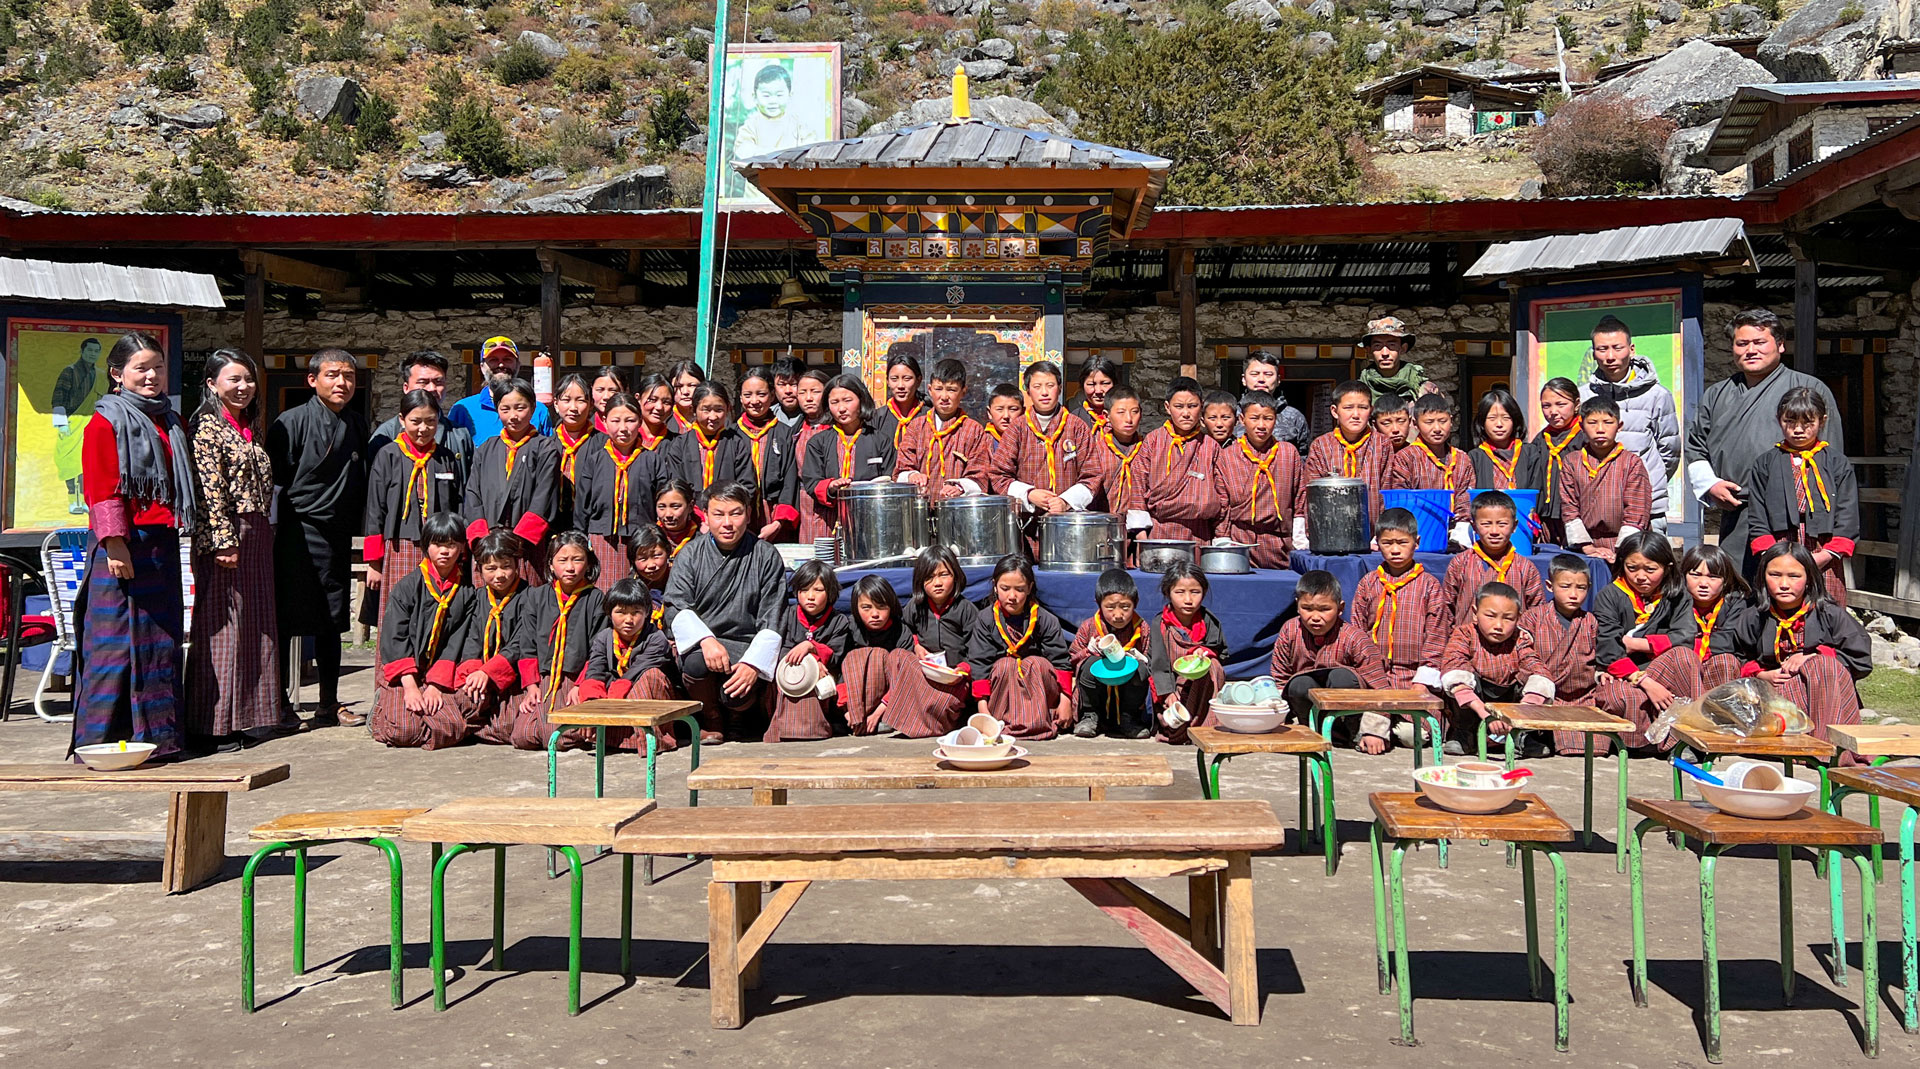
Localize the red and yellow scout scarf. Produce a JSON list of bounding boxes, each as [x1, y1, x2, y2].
[[1025, 410, 1068, 491], [501, 429, 534, 479], [1693, 598, 1724, 661], [1540, 426, 1579, 502], [1473, 542, 1516, 585], [692, 424, 723, 487], [986, 422, 1004, 443], [1239, 439, 1285, 522], [1417, 441, 1459, 490], [1160, 606, 1209, 648], [639, 423, 669, 452], [834, 424, 864, 480], [924, 413, 971, 484], [612, 631, 637, 677], [604, 442, 643, 531], [1612, 578, 1659, 626], [737, 414, 777, 481], [544, 585, 584, 703], [1101, 431, 1141, 509], [1161, 426, 1203, 476], [481, 583, 518, 659], [993, 603, 1039, 682], [887, 398, 923, 446], [1477, 442, 1518, 488], [662, 522, 696, 559], [671, 409, 694, 434], [556, 425, 592, 482], [418, 560, 458, 655], [1770, 601, 1814, 661], [1094, 611, 1146, 652], [1779, 440, 1833, 513], [1582, 442, 1624, 480], [1337, 429, 1373, 478], [1371, 563, 1426, 658], [1083, 400, 1109, 435], [397, 434, 435, 522]]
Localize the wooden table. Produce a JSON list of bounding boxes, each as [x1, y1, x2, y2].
[[546, 698, 702, 884], [1489, 703, 1634, 871], [402, 798, 656, 1015], [1306, 688, 1443, 768], [687, 753, 1173, 805], [613, 799, 1287, 1029], [0, 760, 289, 893], [1367, 792, 1576, 1051], [1829, 724, 1920, 759], [1827, 765, 1920, 1035], [1626, 797, 1883, 1062], [1189, 725, 1338, 875]]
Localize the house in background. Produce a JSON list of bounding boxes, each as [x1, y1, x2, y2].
[[1706, 80, 1920, 189], [1356, 65, 1546, 140]]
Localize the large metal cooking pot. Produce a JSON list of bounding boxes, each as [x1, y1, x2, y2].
[[1135, 538, 1195, 574], [1305, 476, 1371, 555], [1197, 540, 1254, 574], [838, 481, 929, 564], [935, 494, 1019, 566], [1037, 512, 1124, 573]]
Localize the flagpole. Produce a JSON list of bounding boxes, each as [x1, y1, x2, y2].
[[692, 0, 732, 374]]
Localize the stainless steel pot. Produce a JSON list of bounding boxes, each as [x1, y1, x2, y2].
[[1197, 540, 1254, 574], [1037, 512, 1124, 573], [838, 481, 929, 565], [1305, 476, 1371, 555], [932, 494, 1017, 566], [1135, 538, 1195, 574]]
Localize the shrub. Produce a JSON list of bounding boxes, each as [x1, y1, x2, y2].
[[1624, 6, 1649, 52], [293, 118, 359, 172], [149, 62, 196, 92], [648, 85, 696, 151], [355, 89, 399, 150], [193, 0, 230, 26], [358, 174, 391, 211], [142, 173, 202, 211], [35, 25, 104, 91], [231, 0, 302, 65], [1838, 2, 1864, 21], [197, 162, 240, 208], [138, 0, 174, 11], [548, 115, 614, 171], [423, 66, 464, 130], [190, 125, 250, 166], [426, 19, 467, 54], [57, 147, 86, 170], [446, 96, 515, 175], [554, 54, 613, 92], [481, 4, 513, 31], [261, 108, 303, 140], [1529, 95, 1672, 196], [305, 5, 367, 62], [493, 39, 552, 84], [1553, 13, 1577, 46]]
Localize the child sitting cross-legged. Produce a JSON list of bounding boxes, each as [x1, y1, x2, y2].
[[1439, 582, 1555, 757], [839, 574, 916, 737], [370, 512, 483, 750], [1068, 568, 1153, 740], [963, 554, 1075, 739], [575, 576, 680, 751], [491, 530, 605, 751], [765, 560, 853, 742], [1270, 569, 1393, 753]]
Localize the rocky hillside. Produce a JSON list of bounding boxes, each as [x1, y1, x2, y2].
[[0, 0, 1836, 212]]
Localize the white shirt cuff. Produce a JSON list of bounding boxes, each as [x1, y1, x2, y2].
[[1291, 516, 1309, 551], [1008, 480, 1035, 508], [1563, 519, 1591, 546], [954, 478, 983, 496], [1523, 674, 1557, 700], [1687, 460, 1721, 503], [741, 629, 783, 679], [671, 609, 714, 649], [1060, 484, 1093, 511], [1126, 509, 1152, 532], [1440, 669, 1477, 693], [1619, 524, 1641, 541], [1412, 665, 1442, 689]]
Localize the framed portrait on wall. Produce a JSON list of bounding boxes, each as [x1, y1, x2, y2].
[[718, 42, 842, 207], [3, 310, 182, 531]]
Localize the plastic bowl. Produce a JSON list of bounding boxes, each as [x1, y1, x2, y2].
[[1413, 766, 1525, 814], [1696, 776, 1818, 820], [1212, 703, 1287, 734], [1172, 654, 1213, 680], [937, 730, 1014, 761], [74, 742, 157, 771], [919, 660, 965, 685]]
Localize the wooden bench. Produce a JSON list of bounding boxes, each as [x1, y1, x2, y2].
[[545, 697, 703, 884], [1188, 725, 1338, 875], [0, 761, 290, 893], [613, 799, 1287, 1029], [686, 753, 1173, 805]]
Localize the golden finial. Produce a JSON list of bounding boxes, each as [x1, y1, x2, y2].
[[949, 65, 971, 123]]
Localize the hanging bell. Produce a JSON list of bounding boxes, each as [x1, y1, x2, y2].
[[775, 276, 809, 308]]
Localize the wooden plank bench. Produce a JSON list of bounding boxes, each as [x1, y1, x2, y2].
[[613, 799, 1287, 1028], [0, 761, 290, 893], [686, 754, 1173, 805]]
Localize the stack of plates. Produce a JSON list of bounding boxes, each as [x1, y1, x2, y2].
[[812, 535, 839, 565]]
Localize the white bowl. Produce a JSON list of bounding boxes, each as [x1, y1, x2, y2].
[[920, 660, 965, 685], [933, 744, 1027, 771], [1696, 776, 1818, 820], [1413, 766, 1525, 814], [74, 742, 157, 771], [937, 729, 1014, 761], [1212, 703, 1287, 734]]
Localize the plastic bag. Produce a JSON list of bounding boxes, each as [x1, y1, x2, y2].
[[1647, 678, 1812, 746]]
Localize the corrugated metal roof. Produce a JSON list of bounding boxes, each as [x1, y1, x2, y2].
[[0, 256, 224, 308], [733, 118, 1171, 173], [1707, 80, 1920, 160], [1463, 218, 1754, 278]]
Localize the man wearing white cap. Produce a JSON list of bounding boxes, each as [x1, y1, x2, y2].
[[446, 336, 554, 443]]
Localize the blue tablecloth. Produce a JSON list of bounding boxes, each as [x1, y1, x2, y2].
[[1288, 545, 1609, 613], [830, 563, 1297, 680]]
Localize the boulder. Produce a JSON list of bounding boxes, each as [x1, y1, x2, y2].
[[610, 125, 641, 150], [1758, 0, 1903, 81], [1715, 3, 1768, 34], [292, 74, 359, 123], [777, 3, 813, 23], [841, 94, 872, 136], [157, 103, 225, 129], [1304, 30, 1335, 54], [516, 165, 669, 211], [1365, 40, 1390, 63], [529, 164, 568, 183], [1585, 39, 1773, 127], [872, 94, 1068, 133], [1478, 0, 1505, 12], [625, 3, 653, 28], [1307, 0, 1336, 18], [1656, 0, 1681, 20], [975, 37, 1017, 60], [400, 161, 477, 187], [107, 106, 149, 127], [961, 58, 1009, 80], [417, 130, 446, 156], [1223, 0, 1284, 26], [1422, 7, 1461, 23], [1661, 124, 1720, 193], [482, 178, 529, 205], [519, 30, 569, 60]]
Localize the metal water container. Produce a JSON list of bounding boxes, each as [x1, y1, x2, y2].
[[838, 481, 929, 564], [1135, 538, 1196, 574], [1037, 512, 1125, 573], [1305, 477, 1371, 555], [935, 495, 1019, 566]]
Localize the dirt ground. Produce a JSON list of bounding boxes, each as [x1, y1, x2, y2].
[[0, 653, 1911, 1067], [1372, 145, 1544, 201]]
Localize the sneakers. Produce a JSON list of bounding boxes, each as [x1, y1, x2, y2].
[[1442, 739, 1467, 757], [1072, 714, 1100, 738]]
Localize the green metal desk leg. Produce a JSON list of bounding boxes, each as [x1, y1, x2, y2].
[[430, 843, 476, 1012], [1868, 794, 1883, 882], [1425, 713, 1442, 770], [240, 840, 294, 1013], [546, 729, 563, 879], [1898, 808, 1917, 1035], [1504, 737, 1520, 869], [1545, 845, 1571, 1052], [491, 846, 507, 970], [1628, 818, 1656, 1007], [292, 845, 308, 974], [1523, 842, 1541, 996], [1389, 839, 1417, 1046], [1296, 755, 1310, 853], [1317, 752, 1338, 877], [1582, 735, 1595, 846], [1615, 743, 1630, 873], [1208, 754, 1226, 801], [1700, 847, 1725, 1064], [1850, 849, 1879, 1057], [1778, 844, 1796, 1005], [1830, 835, 1850, 989], [620, 854, 633, 977], [368, 837, 405, 1010], [1477, 718, 1488, 763], [1193, 747, 1211, 800], [687, 720, 703, 807], [592, 727, 608, 859], [643, 730, 660, 886], [1369, 820, 1390, 994], [557, 845, 585, 1016]]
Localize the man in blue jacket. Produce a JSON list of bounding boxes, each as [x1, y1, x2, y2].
[[447, 336, 553, 443]]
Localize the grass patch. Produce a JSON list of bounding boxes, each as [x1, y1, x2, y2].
[[1859, 668, 1920, 722]]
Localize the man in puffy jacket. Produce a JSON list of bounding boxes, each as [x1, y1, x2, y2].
[[1579, 315, 1679, 531]]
